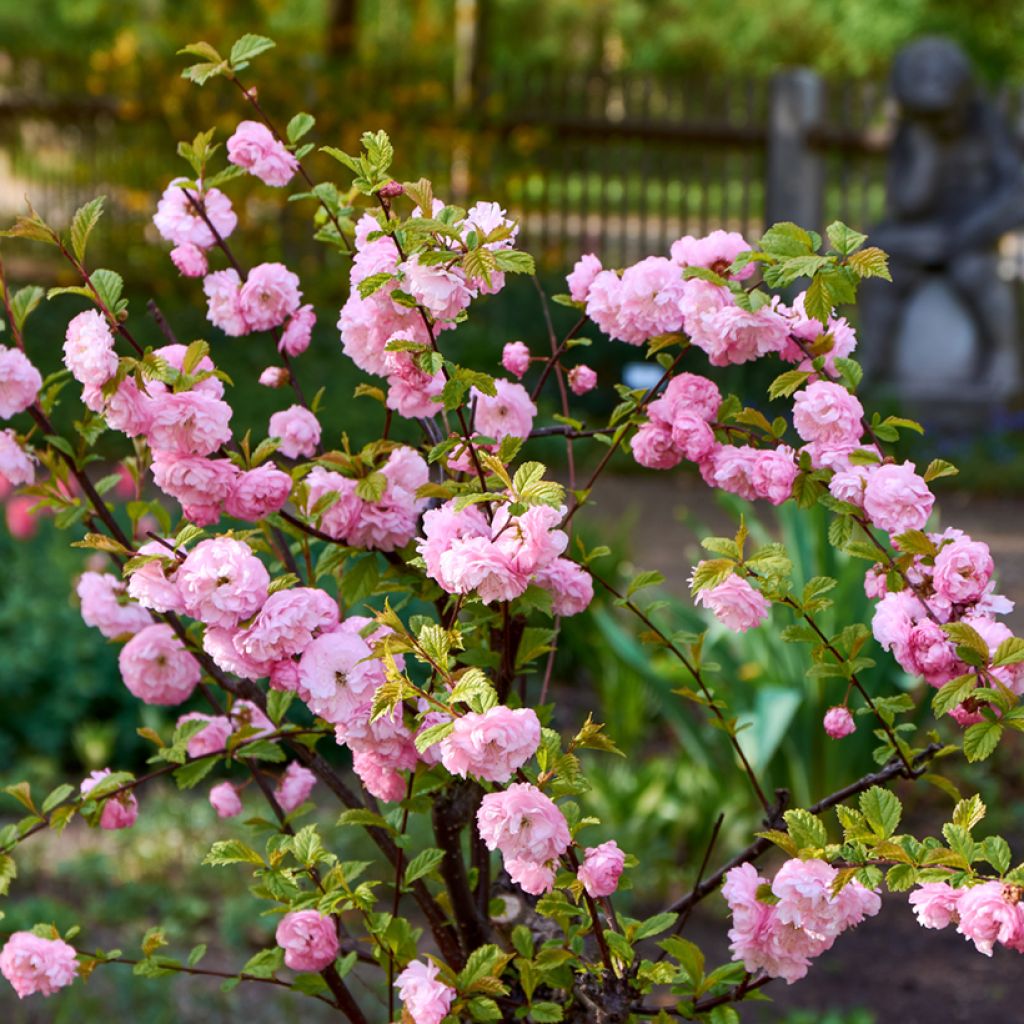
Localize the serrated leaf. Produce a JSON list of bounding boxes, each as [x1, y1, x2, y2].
[[783, 808, 828, 850], [963, 720, 1002, 762], [768, 369, 812, 400], [229, 33, 276, 68], [286, 113, 315, 144], [826, 221, 868, 257], [404, 848, 445, 885], [859, 786, 901, 838], [70, 196, 105, 263], [847, 246, 891, 280]]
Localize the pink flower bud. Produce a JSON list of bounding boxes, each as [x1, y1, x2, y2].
[[823, 706, 855, 739]]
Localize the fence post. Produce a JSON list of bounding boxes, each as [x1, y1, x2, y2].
[[766, 69, 825, 231]]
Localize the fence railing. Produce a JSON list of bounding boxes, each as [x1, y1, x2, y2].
[[2, 64, 1023, 281]]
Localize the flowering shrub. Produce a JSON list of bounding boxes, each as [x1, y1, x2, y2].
[[0, 31, 1023, 1021]]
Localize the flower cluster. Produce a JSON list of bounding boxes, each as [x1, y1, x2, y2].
[[476, 782, 572, 895], [909, 881, 1024, 956], [338, 203, 517, 418], [418, 499, 592, 613], [723, 859, 880, 983]]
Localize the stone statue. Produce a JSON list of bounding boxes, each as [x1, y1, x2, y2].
[[860, 36, 1024, 407]]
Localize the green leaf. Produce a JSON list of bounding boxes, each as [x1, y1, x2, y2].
[[658, 936, 704, 985], [203, 839, 264, 867], [848, 246, 891, 281], [826, 221, 867, 256], [241, 947, 283, 978], [768, 369, 812, 400], [173, 757, 217, 790], [931, 673, 977, 717], [783, 808, 828, 850], [41, 784, 74, 814], [0, 854, 16, 896], [952, 794, 986, 830], [229, 33, 276, 69], [627, 570, 665, 597], [530, 1003, 564, 1023], [337, 808, 394, 833], [8, 285, 45, 333], [924, 458, 959, 483], [759, 221, 816, 258], [414, 719, 455, 754], [187, 944, 207, 968], [70, 196, 105, 263], [963, 720, 1002, 762], [404, 848, 445, 885], [859, 786, 901, 838], [689, 559, 734, 594], [633, 912, 678, 941], [286, 113, 315, 144], [992, 637, 1024, 668]]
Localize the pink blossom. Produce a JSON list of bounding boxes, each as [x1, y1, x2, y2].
[[146, 390, 233, 457], [153, 179, 237, 248], [177, 537, 269, 629], [178, 712, 232, 758], [203, 627, 274, 681], [909, 882, 961, 930], [507, 857, 558, 895], [269, 405, 320, 459], [671, 230, 753, 279], [76, 571, 152, 639], [871, 590, 923, 668], [440, 706, 541, 782], [235, 587, 338, 663], [384, 348, 444, 419], [566, 253, 603, 302], [568, 364, 597, 396], [695, 573, 769, 632], [792, 381, 864, 447], [270, 659, 301, 692], [225, 464, 292, 521], [502, 341, 531, 378], [533, 557, 594, 616], [227, 120, 299, 187], [83, 376, 153, 437], [631, 421, 683, 470], [699, 445, 759, 500], [933, 538, 994, 604], [0, 345, 43, 418], [772, 858, 880, 937], [0, 429, 35, 485], [61, 307, 117, 387], [209, 781, 242, 819], [476, 782, 570, 864], [80, 768, 138, 830], [779, 291, 859, 374], [863, 462, 934, 536], [440, 535, 527, 603], [394, 959, 455, 1024], [693, 302, 789, 366], [259, 366, 290, 388], [170, 243, 208, 277], [402, 257, 473, 321], [5, 496, 38, 538], [648, 372, 722, 425], [669, 411, 717, 463], [352, 747, 415, 801], [751, 446, 798, 505], [279, 304, 315, 356], [275, 762, 316, 814], [240, 263, 302, 333], [118, 623, 200, 705], [823, 706, 855, 739], [578, 840, 626, 897], [203, 269, 248, 336], [151, 451, 237, 523], [905, 619, 960, 683], [126, 541, 186, 613], [829, 465, 869, 506], [473, 379, 537, 440], [956, 881, 1024, 956], [0, 931, 78, 998]]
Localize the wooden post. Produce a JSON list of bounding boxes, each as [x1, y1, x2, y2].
[[766, 68, 825, 231]]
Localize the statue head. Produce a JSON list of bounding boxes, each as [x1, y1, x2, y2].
[[892, 36, 974, 123]]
